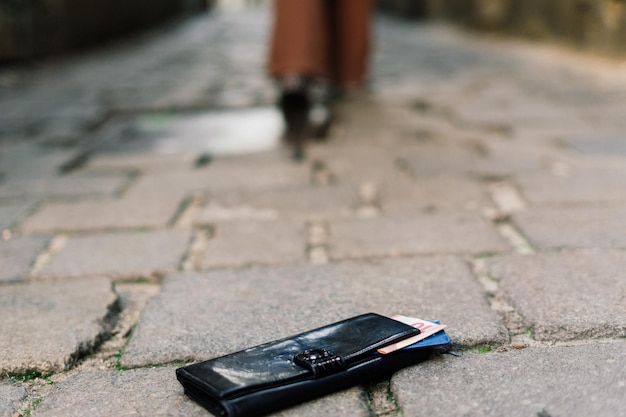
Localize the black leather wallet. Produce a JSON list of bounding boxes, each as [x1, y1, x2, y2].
[[176, 313, 432, 417]]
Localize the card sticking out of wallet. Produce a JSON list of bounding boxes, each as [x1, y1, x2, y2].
[[176, 313, 450, 417], [378, 315, 448, 354]]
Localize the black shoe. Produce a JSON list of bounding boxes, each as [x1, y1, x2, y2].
[[277, 76, 311, 160]]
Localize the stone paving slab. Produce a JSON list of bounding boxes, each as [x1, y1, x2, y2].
[[329, 211, 509, 259], [0, 143, 75, 181], [21, 196, 183, 232], [514, 206, 626, 250], [197, 153, 312, 191], [306, 145, 406, 185], [0, 278, 118, 373], [486, 251, 626, 341], [451, 81, 578, 129], [0, 176, 127, 200], [114, 151, 311, 199], [87, 153, 199, 173], [122, 256, 507, 367], [31, 367, 368, 417], [195, 220, 308, 269], [0, 236, 48, 282], [567, 134, 626, 156], [0, 384, 27, 417], [31, 368, 205, 417], [380, 175, 491, 213], [516, 165, 626, 205], [400, 140, 560, 178], [38, 230, 191, 279], [121, 172, 203, 202], [195, 185, 361, 223], [393, 342, 626, 417], [0, 200, 37, 230]]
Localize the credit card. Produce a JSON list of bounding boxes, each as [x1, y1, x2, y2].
[[378, 316, 449, 354]]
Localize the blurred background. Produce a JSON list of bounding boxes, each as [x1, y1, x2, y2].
[[2, 0, 626, 62]]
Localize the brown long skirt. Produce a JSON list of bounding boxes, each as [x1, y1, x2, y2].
[[268, 0, 373, 88]]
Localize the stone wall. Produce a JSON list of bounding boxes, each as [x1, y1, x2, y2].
[[0, 0, 207, 61], [427, 0, 626, 56], [378, 0, 626, 57]]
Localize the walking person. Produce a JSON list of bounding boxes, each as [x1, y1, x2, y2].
[[268, 0, 373, 158]]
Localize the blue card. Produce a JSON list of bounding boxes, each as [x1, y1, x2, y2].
[[402, 320, 450, 349]]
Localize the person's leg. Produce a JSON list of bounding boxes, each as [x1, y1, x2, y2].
[[268, 0, 331, 80], [330, 0, 373, 88]]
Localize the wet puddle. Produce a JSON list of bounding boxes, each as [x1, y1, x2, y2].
[[98, 107, 284, 156]]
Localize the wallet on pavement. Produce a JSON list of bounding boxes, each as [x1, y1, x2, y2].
[[176, 312, 445, 417]]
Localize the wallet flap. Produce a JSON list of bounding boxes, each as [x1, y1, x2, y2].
[[177, 313, 419, 400]]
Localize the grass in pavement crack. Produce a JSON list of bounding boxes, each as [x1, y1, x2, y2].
[[8, 371, 53, 383], [19, 397, 43, 417], [469, 344, 493, 354], [365, 379, 402, 417]]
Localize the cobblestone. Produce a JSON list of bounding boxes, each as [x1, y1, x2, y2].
[[38, 230, 191, 279], [31, 368, 207, 417], [514, 205, 626, 249], [0, 200, 37, 231], [393, 342, 626, 417], [122, 256, 507, 367], [31, 368, 368, 417], [194, 220, 308, 269], [329, 211, 509, 259], [0, 143, 76, 180], [0, 384, 27, 417], [516, 164, 626, 205], [0, 175, 127, 200], [196, 153, 312, 191], [0, 236, 48, 282], [21, 196, 184, 232], [86, 153, 198, 173], [307, 144, 407, 185], [195, 184, 361, 223], [487, 251, 626, 341], [379, 175, 491, 213], [0, 278, 118, 373], [1, 3, 626, 416]]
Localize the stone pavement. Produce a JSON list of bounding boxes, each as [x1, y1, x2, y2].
[[1, 4, 626, 417]]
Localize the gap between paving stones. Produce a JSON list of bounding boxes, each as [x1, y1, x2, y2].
[[167, 195, 198, 228], [469, 256, 528, 346], [310, 159, 338, 186], [363, 377, 413, 417], [470, 250, 626, 346], [52, 110, 120, 174], [307, 221, 331, 264], [73, 282, 162, 373], [110, 169, 141, 198], [29, 235, 68, 277], [173, 193, 208, 229], [488, 215, 537, 255], [180, 226, 214, 272], [65, 294, 123, 371], [474, 182, 572, 349], [484, 178, 537, 255]]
